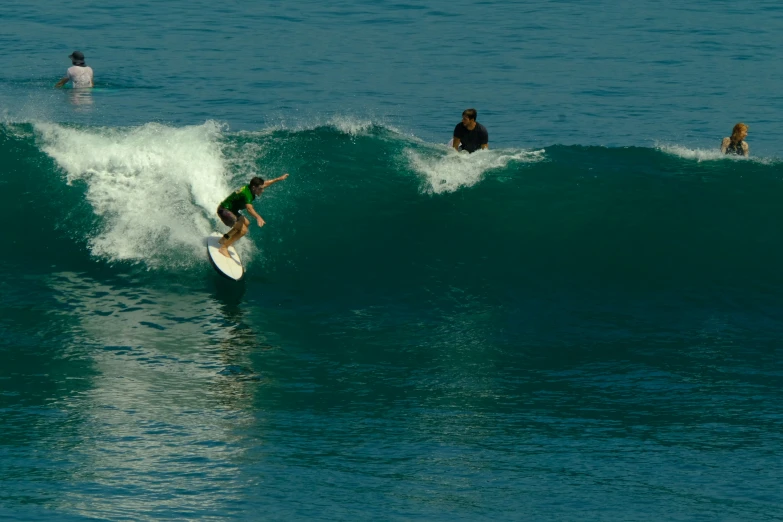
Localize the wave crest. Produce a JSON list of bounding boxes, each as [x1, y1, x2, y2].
[[34, 121, 254, 268]]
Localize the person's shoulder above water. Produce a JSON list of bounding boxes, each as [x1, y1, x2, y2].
[[721, 136, 748, 154], [452, 108, 489, 153], [720, 122, 749, 156]]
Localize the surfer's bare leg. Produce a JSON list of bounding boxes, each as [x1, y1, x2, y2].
[[219, 221, 243, 245], [217, 208, 243, 257], [219, 217, 249, 257]]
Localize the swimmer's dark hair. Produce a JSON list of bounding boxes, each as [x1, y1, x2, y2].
[[249, 176, 265, 188], [462, 108, 477, 121]]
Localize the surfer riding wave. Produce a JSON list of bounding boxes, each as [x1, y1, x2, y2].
[[216, 173, 289, 258]]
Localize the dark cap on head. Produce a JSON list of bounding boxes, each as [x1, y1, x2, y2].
[[68, 51, 85, 65]]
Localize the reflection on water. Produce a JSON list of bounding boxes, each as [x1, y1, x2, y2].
[[35, 271, 267, 519], [68, 89, 93, 110], [209, 276, 246, 324]]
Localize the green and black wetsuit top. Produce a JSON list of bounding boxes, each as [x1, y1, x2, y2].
[[219, 185, 255, 214], [725, 140, 747, 156]]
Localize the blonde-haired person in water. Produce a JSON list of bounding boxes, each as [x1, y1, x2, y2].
[[721, 123, 749, 156]]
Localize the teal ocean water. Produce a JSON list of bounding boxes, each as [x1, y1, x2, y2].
[[2, 1, 783, 520]]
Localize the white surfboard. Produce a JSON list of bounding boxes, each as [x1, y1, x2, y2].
[[206, 232, 244, 281]]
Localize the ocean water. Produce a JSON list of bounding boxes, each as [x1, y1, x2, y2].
[[1, 1, 782, 520]]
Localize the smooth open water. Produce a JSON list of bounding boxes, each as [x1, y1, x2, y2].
[[2, 1, 782, 520]]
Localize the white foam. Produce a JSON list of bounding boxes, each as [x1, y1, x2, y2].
[[0, 121, 35, 140], [657, 144, 735, 162], [408, 146, 545, 194], [328, 116, 378, 136], [35, 121, 256, 269], [240, 114, 402, 138], [657, 143, 779, 165]]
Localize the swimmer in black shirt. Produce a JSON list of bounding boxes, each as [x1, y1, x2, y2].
[[720, 123, 749, 156], [452, 108, 488, 153]]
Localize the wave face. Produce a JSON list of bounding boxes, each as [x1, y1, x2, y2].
[[3, 120, 782, 308], [3, 120, 783, 521]]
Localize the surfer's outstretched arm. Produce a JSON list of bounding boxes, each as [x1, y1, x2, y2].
[[262, 173, 289, 188], [245, 204, 265, 227]]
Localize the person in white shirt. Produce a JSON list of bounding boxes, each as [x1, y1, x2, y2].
[[55, 51, 94, 89]]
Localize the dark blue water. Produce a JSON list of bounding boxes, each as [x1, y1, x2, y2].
[[2, 1, 782, 520]]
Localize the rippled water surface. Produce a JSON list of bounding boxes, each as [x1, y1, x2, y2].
[[1, 1, 782, 520]]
